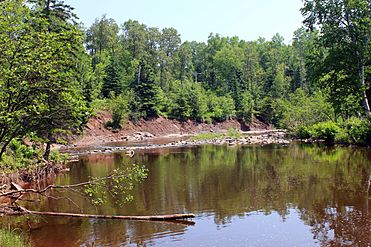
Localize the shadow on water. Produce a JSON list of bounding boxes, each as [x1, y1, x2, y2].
[[2, 143, 370, 246]]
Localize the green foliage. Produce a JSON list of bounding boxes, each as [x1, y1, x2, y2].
[[0, 228, 32, 247], [337, 117, 371, 145], [102, 56, 123, 98], [274, 89, 334, 130], [310, 121, 340, 143], [227, 128, 241, 138], [0, 0, 86, 160], [301, 0, 371, 117], [207, 94, 236, 122], [295, 126, 312, 139], [169, 84, 193, 121], [294, 121, 340, 143], [168, 81, 237, 123], [295, 117, 371, 146], [8, 139, 39, 161], [83, 164, 148, 207], [0, 139, 41, 171], [105, 93, 129, 129], [237, 92, 254, 123], [168, 81, 207, 122], [133, 64, 163, 119], [49, 150, 68, 164]]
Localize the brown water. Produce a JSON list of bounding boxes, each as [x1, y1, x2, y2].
[[6, 144, 371, 246]]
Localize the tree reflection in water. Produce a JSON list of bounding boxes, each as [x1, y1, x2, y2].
[[2, 144, 369, 246]]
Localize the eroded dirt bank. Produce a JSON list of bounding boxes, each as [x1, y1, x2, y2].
[[60, 111, 291, 157], [68, 111, 272, 149]]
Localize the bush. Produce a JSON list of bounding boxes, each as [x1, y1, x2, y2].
[[49, 150, 68, 164], [236, 92, 254, 123], [105, 93, 129, 129], [311, 121, 340, 143], [274, 89, 334, 130], [295, 126, 312, 139], [207, 93, 236, 122], [0, 139, 41, 171], [338, 117, 371, 145], [294, 117, 371, 146]]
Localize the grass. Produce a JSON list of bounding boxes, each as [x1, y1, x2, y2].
[[191, 132, 224, 141], [227, 128, 241, 138], [191, 128, 242, 141], [0, 228, 32, 247]]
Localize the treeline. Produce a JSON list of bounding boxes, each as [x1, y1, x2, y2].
[[80, 0, 371, 144], [82, 17, 314, 125], [0, 0, 370, 166]]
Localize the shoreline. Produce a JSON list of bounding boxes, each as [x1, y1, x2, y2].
[[63, 129, 290, 157]]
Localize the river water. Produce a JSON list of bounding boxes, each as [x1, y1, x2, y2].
[[8, 144, 371, 246]]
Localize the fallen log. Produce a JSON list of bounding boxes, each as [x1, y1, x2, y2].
[[26, 211, 195, 221], [4, 206, 195, 222]]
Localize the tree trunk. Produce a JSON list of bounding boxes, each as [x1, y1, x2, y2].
[[361, 65, 370, 115], [43, 141, 51, 161], [0, 143, 8, 160], [0, 132, 17, 160], [137, 64, 142, 84], [43, 134, 53, 161]]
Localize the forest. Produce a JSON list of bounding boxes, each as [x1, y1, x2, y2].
[[0, 0, 370, 167]]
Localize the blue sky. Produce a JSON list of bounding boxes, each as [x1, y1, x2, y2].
[[66, 0, 304, 43]]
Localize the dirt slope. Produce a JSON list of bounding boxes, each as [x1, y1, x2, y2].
[[71, 111, 271, 148]]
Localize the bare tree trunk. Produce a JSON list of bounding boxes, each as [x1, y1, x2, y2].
[[43, 141, 51, 161], [137, 64, 141, 84], [361, 65, 370, 115], [43, 133, 53, 161], [365, 174, 370, 216]]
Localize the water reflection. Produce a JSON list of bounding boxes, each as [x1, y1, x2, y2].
[[4, 144, 370, 246]]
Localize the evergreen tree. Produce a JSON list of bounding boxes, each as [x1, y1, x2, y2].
[[134, 63, 162, 119], [102, 56, 123, 98]]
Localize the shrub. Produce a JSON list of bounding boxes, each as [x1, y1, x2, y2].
[[207, 93, 236, 122], [105, 93, 129, 129], [338, 117, 371, 145], [274, 89, 334, 130], [0, 139, 41, 171], [49, 150, 68, 164], [295, 126, 312, 139], [311, 121, 340, 143], [236, 92, 254, 123]]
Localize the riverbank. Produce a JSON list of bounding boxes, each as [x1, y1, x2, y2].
[[64, 130, 290, 157], [67, 111, 271, 149], [62, 111, 289, 156]]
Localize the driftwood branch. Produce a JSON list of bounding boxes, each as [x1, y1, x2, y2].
[[25, 210, 195, 221], [1, 206, 195, 224]]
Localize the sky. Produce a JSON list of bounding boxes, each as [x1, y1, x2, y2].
[[66, 0, 304, 44]]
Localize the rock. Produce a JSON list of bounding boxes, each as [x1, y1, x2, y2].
[[142, 132, 154, 138]]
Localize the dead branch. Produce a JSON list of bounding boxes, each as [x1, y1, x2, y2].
[[0, 205, 195, 224], [0, 170, 138, 199]]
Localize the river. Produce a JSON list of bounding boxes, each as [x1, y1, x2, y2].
[[4, 143, 371, 246]]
